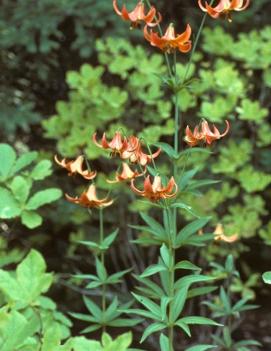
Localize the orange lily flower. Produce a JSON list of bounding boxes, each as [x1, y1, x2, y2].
[[93, 131, 129, 155], [54, 155, 96, 180], [113, 0, 162, 28], [121, 136, 161, 166], [131, 175, 177, 201], [65, 184, 113, 208], [214, 223, 238, 243], [184, 120, 230, 147], [198, 0, 250, 22], [144, 23, 192, 53], [107, 162, 145, 183]]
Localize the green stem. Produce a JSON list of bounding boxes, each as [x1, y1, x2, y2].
[[99, 208, 106, 332], [183, 0, 215, 82]]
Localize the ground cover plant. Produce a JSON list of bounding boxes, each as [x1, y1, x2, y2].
[[1, 0, 271, 350]]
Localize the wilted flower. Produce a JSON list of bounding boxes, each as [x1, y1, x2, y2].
[[113, 0, 162, 27], [144, 23, 192, 53], [184, 120, 230, 147], [107, 162, 145, 183], [93, 131, 129, 155], [214, 223, 238, 243], [66, 184, 113, 208], [121, 136, 161, 166], [198, 0, 250, 22], [131, 175, 177, 201], [54, 155, 96, 180]]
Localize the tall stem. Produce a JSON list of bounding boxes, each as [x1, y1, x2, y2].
[[183, 0, 215, 82], [99, 208, 106, 332]]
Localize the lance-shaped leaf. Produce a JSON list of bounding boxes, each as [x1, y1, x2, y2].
[[184, 345, 215, 351], [159, 334, 170, 351], [140, 322, 166, 343], [178, 316, 221, 327], [131, 293, 161, 319], [175, 274, 214, 290], [154, 142, 178, 159], [175, 217, 211, 247], [169, 287, 188, 322]]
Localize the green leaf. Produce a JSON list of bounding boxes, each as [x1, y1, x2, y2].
[[31, 159, 52, 180], [0, 144, 16, 181], [0, 187, 21, 219], [16, 249, 53, 305], [175, 261, 201, 271], [139, 212, 167, 240], [140, 264, 167, 278], [159, 334, 170, 351], [176, 217, 211, 247], [179, 316, 221, 326], [131, 293, 161, 318], [9, 176, 31, 203], [174, 320, 191, 337], [154, 142, 178, 159], [170, 287, 188, 322], [184, 345, 215, 351], [160, 244, 172, 268], [21, 210, 43, 229], [175, 274, 214, 290], [140, 322, 166, 343], [101, 229, 119, 250], [26, 188, 62, 210], [12, 151, 38, 174], [83, 296, 102, 320], [262, 271, 271, 284], [95, 257, 107, 281]]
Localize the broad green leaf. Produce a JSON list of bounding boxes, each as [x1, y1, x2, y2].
[[9, 176, 31, 203], [31, 159, 52, 180], [21, 210, 42, 229], [12, 151, 38, 174], [0, 144, 16, 181], [0, 187, 21, 219], [16, 249, 53, 305], [26, 188, 62, 210]]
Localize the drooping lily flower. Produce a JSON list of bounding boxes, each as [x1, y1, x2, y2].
[[113, 0, 162, 28], [144, 23, 192, 53], [201, 120, 230, 145], [65, 184, 113, 208], [184, 120, 230, 147], [107, 162, 145, 183], [121, 136, 161, 167], [54, 155, 96, 180], [198, 0, 250, 22], [214, 223, 238, 243], [93, 131, 129, 155], [131, 175, 177, 201]]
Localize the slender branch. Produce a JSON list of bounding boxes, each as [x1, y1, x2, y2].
[[183, 0, 215, 82]]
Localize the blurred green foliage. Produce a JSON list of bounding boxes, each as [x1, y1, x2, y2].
[[0, 144, 62, 229], [0, 249, 135, 351]]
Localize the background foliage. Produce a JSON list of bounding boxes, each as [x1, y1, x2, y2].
[[1, 0, 271, 349]]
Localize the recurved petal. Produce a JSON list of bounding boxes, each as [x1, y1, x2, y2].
[[113, 0, 122, 15], [176, 24, 192, 43]]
